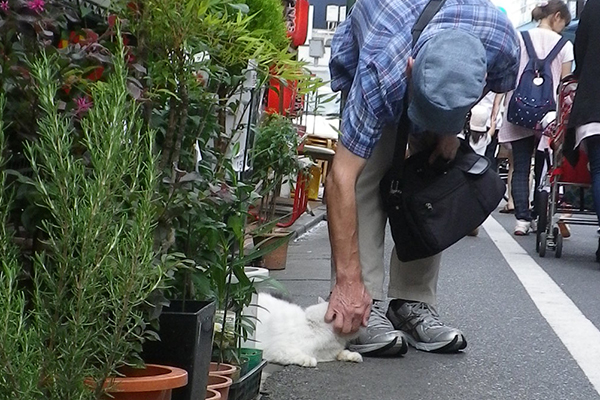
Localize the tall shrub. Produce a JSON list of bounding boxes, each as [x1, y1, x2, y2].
[[26, 48, 162, 398], [0, 42, 163, 399]]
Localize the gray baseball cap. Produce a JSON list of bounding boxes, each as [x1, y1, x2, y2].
[[408, 30, 487, 134]]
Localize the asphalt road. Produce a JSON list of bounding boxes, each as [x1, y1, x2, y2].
[[261, 209, 600, 400]]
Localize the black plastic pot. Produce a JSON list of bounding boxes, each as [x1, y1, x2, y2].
[[228, 360, 268, 400], [142, 300, 216, 400]]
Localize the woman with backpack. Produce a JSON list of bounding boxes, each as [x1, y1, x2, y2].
[[498, 0, 574, 236], [564, 0, 600, 260]]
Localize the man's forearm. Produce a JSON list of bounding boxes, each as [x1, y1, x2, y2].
[[326, 173, 361, 283], [325, 145, 367, 284], [323, 143, 372, 332]]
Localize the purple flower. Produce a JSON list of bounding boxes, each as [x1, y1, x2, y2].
[[26, 0, 45, 13], [0, 1, 9, 11], [74, 96, 93, 116]]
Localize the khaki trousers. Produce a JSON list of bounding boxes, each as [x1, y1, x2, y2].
[[331, 124, 441, 304]]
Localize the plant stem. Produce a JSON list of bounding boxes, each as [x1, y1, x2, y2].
[[160, 95, 178, 169], [171, 82, 189, 170]]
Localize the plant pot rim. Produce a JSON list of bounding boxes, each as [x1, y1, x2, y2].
[[107, 364, 188, 393], [206, 388, 222, 400], [162, 299, 216, 315], [243, 266, 269, 274], [207, 374, 233, 390], [239, 348, 261, 355], [209, 361, 238, 376]]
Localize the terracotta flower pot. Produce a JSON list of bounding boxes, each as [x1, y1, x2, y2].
[[103, 364, 188, 400], [209, 361, 240, 381], [207, 374, 232, 400], [205, 388, 221, 400], [253, 231, 292, 270]]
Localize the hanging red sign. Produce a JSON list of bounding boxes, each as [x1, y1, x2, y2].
[[286, 0, 309, 48]]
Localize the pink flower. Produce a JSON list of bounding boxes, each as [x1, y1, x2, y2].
[[0, 1, 9, 11], [74, 96, 93, 116], [26, 0, 45, 13]]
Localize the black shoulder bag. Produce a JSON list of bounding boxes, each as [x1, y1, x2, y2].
[[379, 0, 506, 262]]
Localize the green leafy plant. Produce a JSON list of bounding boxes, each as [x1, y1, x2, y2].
[[0, 41, 164, 399], [0, 94, 45, 399], [123, 0, 318, 367], [0, 0, 142, 251], [241, 0, 290, 52], [251, 113, 301, 224], [28, 47, 163, 396]]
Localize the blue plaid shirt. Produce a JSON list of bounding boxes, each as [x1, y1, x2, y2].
[[330, 0, 520, 158]]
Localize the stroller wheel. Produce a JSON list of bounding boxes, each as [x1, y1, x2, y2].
[[555, 233, 563, 258], [539, 233, 548, 258]]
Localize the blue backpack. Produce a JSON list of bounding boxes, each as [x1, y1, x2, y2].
[[507, 31, 568, 131]]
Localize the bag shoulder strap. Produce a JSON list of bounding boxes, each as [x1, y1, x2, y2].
[[411, 0, 447, 47], [541, 36, 568, 64], [522, 30, 568, 67], [392, 0, 447, 176], [521, 31, 539, 62]]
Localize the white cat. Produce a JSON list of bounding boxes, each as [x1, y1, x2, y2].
[[254, 293, 363, 367]]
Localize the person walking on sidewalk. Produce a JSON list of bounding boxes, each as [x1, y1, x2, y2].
[[325, 0, 520, 355], [498, 0, 574, 236], [564, 0, 600, 260]]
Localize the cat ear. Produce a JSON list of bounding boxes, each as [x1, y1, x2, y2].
[[317, 296, 326, 304]]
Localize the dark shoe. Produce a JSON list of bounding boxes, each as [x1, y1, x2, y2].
[[387, 300, 467, 353], [499, 205, 515, 214], [348, 301, 408, 357], [596, 237, 600, 263]]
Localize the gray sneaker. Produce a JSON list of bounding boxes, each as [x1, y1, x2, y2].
[[348, 301, 408, 356], [386, 301, 467, 353]]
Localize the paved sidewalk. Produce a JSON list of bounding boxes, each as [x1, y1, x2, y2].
[[258, 210, 600, 400], [287, 202, 328, 241]]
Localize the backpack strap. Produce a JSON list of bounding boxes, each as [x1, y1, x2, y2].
[[541, 36, 568, 64], [521, 31, 539, 62], [522, 30, 568, 66]]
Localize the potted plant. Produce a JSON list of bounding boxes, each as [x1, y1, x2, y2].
[[125, 0, 316, 397], [129, 1, 270, 398], [0, 36, 188, 399], [250, 113, 304, 270]]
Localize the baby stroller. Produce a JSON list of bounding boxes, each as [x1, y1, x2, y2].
[[536, 76, 599, 257]]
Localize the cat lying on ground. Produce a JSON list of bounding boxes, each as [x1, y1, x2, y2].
[[254, 292, 363, 367]]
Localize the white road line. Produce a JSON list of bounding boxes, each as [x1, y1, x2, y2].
[[483, 216, 600, 395]]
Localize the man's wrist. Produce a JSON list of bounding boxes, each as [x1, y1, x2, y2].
[[336, 268, 363, 285]]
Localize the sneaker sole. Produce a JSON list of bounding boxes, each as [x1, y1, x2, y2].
[[348, 337, 408, 357], [406, 334, 467, 353]]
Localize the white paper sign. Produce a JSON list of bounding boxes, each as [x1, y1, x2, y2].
[[326, 5, 339, 22]]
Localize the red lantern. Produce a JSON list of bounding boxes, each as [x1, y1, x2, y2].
[[287, 0, 309, 48]]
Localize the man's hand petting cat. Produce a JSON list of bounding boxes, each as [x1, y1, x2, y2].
[[325, 280, 371, 334]]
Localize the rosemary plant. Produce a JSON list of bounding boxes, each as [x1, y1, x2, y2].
[[0, 96, 44, 399], [15, 44, 162, 399]]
